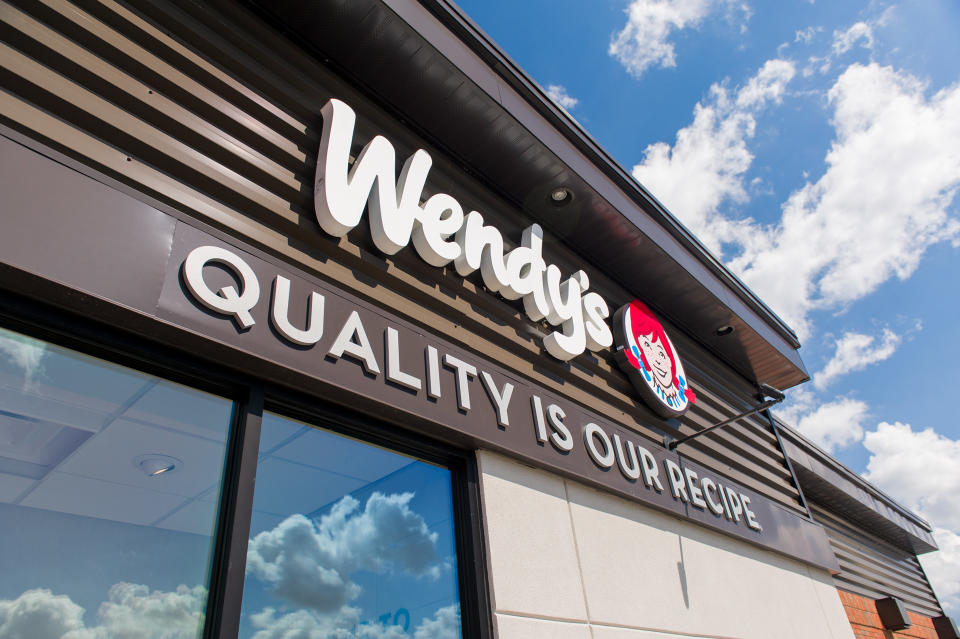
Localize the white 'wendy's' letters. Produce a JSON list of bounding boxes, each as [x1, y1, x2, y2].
[[314, 98, 613, 361]]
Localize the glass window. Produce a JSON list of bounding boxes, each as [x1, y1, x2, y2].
[[0, 326, 234, 638], [239, 412, 463, 638]]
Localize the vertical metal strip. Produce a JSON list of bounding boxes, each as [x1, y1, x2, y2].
[[914, 552, 947, 617], [453, 453, 495, 639], [204, 385, 264, 639], [764, 409, 814, 521]]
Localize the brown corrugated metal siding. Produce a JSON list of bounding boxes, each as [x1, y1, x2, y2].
[[0, 0, 806, 513], [810, 502, 944, 618]]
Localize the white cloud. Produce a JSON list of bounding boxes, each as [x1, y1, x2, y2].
[[777, 385, 815, 426], [246, 492, 441, 614], [814, 328, 902, 390], [736, 59, 794, 108], [546, 85, 578, 110], [779, 395, 868, 453], [804, 11, 891, 77], [631, 59, 794, 254], [81, 583, 206, 639], [863, 422, 960, 530], [250, 607, 337, 639], [861, 422, 960, 616], [794, 26, 822, 44], [413, 605, 460, 639], [248, 604, 460, 639], [249, 606, 378, 639], [0, 589, 85, 639], [832, 21, 874, 55], [609, 0, 715, 78], [730, 63, 960, 338], [0, 578, 458, 639], [0, 330, 47, 383], [631, 54, 960, 340], [0, 584, 206, 639], [802, 54, 831, 77], [247, 513, 361, 613]]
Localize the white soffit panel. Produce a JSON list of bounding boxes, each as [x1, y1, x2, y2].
[[124, 382, 230, 443], [0, 472, 35, 503], [54, 418, 225, 498], [155, 497, 220, 536], [272, 429, 413, 483], [252, 456, 366, 516], [22, 472, 186, 526]]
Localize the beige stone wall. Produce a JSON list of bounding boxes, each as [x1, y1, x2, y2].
[[477, 450, 855, 639]]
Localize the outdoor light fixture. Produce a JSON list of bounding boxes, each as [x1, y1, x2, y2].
[[876, 597, 911, 631], [715, 324, 735, 337], [133, 454, 182, 477], [666, 383, 785, 451], [549, 187, 572, 205], [933, 615, 960, 639]]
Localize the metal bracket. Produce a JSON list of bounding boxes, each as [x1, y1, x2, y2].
[[667, 384, 785, 452]]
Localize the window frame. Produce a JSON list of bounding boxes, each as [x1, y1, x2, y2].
[[0, 288, 493, 639]]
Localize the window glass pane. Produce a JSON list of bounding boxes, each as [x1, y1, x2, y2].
[[240, 412, 463, 638], [0, 326, 234, 638]]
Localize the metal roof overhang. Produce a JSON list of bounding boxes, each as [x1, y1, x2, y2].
[[245, 0, 809, 390], [776, 420, 937, 554]]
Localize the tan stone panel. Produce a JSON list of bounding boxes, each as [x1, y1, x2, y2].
[[478, 451, 588, 622]]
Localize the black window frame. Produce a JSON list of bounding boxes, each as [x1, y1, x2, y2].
[[0, 287, 493, 639]]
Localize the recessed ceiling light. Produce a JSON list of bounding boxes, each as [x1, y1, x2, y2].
[[133, 454, 182, 477], [549, 187, 572, 205], [715, 325, 735, 337]]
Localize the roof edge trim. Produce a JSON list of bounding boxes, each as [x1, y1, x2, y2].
[[415, 0, 801, 350], [775, 417, 937, 554]]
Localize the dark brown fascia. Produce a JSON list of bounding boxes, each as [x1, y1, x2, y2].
[[776, 418, 937, 554]]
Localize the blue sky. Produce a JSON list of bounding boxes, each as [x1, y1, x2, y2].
[[456, 0, 960, 617]]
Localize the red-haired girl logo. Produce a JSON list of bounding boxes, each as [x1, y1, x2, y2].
[[613, 300, 696, 418]]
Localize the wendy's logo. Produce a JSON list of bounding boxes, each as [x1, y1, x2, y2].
[[613, 300, 696, 418]]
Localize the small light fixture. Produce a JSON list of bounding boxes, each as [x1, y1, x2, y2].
[[549, 187, 572, 206], [933, 615, 959, 639], [133, 454, 182, 477], [876, 597, 911, 631], [715, 324, 735, 337]]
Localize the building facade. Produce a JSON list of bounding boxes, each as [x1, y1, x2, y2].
[[0, 1, 955, 638]]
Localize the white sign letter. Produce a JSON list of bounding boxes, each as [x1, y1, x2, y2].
[[271, 275, 324, 345], [664, 459, 689, 502], [542, 267, 588, 361], [584, 423, 615, 468], [531, 395, 548, 443], [546, 404, 573, 452], [684, 467, 707, 510], [480, 371, 514, 428], [701, 477, 725, 516], [314, 98, 429, 253], [638, 446, 664, 492], [183, 245, 260, 330], [425, 345, 442, 399], [413, 193, 463, 267], [742, 495, 762, 531], [613, 433, 641, 481], [328, 311, 381, 375], [385, 327, 421, 391], [443, 354, 476, 411]]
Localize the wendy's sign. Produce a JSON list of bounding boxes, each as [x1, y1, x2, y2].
[[311, 97, 697, 418], [614, 300, 696, 418]]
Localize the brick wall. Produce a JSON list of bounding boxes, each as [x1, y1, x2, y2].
[[840, 590, 939, 639]]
